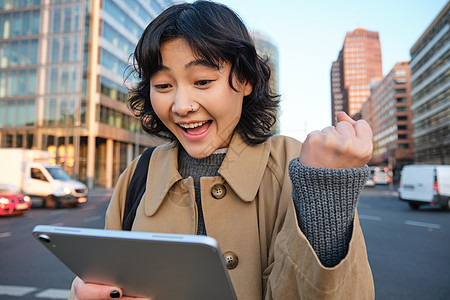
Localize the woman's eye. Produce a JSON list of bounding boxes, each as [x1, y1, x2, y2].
[[154, 84, 171, 90], [195, 80, 212, 87]]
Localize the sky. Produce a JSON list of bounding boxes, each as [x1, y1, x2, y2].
[[214, 0, 448, 142]]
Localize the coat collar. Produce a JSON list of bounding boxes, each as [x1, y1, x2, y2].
[[144, 133, 271, 216]]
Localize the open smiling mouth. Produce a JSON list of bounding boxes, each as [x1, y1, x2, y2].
[[178, 120, 212, 135]]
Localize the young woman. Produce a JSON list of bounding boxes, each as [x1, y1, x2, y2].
[[71, 1, 374, 299]]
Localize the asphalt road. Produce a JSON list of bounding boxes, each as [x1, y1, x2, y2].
[[358, 185, 450, 300], [0, 186, 449, 299]]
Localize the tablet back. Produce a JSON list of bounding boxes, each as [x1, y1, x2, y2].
[[32, 225, 236, 300]]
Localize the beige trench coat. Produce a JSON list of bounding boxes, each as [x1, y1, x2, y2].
[[100, 133, 374, 299], [67, 133, 374, 299]]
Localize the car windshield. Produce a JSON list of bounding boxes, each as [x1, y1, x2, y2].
[[0, 183, 21, 193], [46, 167, 72, 180]]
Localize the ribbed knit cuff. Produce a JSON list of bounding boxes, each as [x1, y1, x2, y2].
[[288, 159, 369, 267]]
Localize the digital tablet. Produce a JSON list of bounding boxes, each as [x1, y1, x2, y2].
[[32, 225, 236, 300]]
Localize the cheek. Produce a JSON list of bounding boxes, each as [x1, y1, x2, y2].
[[150, 92, 169, 119]]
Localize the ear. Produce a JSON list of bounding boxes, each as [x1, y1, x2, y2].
[[243, 81, 253, 96]]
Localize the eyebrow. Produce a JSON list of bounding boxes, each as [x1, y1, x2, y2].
[[156, 59, 220, 73], [185, 59, 220, 70]]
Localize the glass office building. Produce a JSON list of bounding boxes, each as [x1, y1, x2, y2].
[[409, 2, 449, 164], [0, 0, 175, 188]]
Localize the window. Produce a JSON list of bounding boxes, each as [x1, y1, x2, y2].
[[52, 8, 61, 33], [11, 12, 21, 37], [1, 13, 11, 39], [21, 10, 31, 35], [63, 7, 71, 32], [31, 9, 40, 35], [31, 168, 48, 181]]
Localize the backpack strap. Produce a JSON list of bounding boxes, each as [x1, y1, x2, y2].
[[122, 146, 156, 230]]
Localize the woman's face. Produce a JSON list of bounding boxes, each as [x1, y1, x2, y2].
[[150, 38, 252, 158]]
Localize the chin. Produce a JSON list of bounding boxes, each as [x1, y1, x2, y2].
[[182, 143, 216, 159]]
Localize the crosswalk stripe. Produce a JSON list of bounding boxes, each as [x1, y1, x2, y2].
[[0, 285, 70, 299], [0, 285, 37, 296], [35, 288, 70, 299], [0, 232, 11, 238], [405, 220, 441, 229]]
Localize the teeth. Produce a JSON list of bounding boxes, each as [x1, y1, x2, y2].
[[179, 121, 207, 129]]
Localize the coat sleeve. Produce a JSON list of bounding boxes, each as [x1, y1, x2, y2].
[[263, 136, 374, 299], [265, 199, 374, 299]]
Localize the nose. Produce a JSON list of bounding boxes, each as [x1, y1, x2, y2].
[[171, 87, 193, 116]]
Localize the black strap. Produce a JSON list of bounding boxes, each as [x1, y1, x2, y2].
[[122, 147, 156, 230]]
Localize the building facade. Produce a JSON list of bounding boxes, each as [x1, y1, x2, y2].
[[366, 62, 414, 176], [331, 28, 383, 121], [330, 50, 347, 125], [409, 2, 449, 164], [0, 0, 174, 188]]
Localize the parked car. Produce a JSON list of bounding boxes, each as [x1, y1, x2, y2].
[[398, 165, 450, 210], [370, 166, 391, 184], [0, 183, 32, 216], [364, 168, 376, 187]]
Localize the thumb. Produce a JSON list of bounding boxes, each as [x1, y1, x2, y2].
[[336, 111, 356, 125]]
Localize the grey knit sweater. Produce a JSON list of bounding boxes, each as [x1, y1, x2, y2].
[[178, 147, 369, 267]]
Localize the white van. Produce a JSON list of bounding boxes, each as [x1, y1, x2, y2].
[[0, 148, 88, 208], [398, 165, 450, 210]]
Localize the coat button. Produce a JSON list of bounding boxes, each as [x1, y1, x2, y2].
[[211, 183, 226, 199], [223, 251, 239, 269]]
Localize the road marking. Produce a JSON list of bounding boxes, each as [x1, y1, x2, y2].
[[359, 215, 381, 221], [0, 232, 11, 238], [405, 220, 441, 229], [35, 288, 70, 299], [0, 284, 37, 296], [83, 215, 102, 222]]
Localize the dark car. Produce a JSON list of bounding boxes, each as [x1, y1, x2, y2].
[[0, 183, 31, 216]]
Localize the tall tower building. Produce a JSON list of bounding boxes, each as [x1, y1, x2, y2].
[[331, 28, 383, 122], [409, 2, 449, 164], [0, 0, 176, 188], [330, 50, 347, 125]]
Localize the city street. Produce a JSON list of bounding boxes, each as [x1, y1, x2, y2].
[[0, 186, 449, 299]]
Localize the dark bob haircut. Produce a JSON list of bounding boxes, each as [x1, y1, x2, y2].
[[128, 0, 279, 145]]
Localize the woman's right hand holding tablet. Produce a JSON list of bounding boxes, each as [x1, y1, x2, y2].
[[73, 277, 150, 300]]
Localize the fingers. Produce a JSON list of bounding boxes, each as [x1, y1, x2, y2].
[[74, 277, 123, 300], [336, 112, 372, 140], [336, 111, 356, 125], [354, 119, 373, 139], [335, 121, 356, 138]]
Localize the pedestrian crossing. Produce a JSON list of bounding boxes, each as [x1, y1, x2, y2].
[[0, 285, 69, 299]]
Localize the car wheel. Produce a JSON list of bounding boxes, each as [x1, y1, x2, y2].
[[44, 195, 56, 208], [409, 202, 420, 210], [443, 198, 450, 212]]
